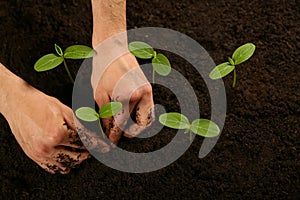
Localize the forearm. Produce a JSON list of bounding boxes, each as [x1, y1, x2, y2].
[[90, 0, 132, 89], [91, 0, 127, 47], [0, 63, 25, 116]]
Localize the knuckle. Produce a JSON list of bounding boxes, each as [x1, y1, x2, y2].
[[31, 143, 51, 158], [49, 96, 61, 104], [48, 132, 64, 145], [130, 90, 141, 102], [142, 83, 153, 95], [130, 84, 153, 102], [94, 94, 101, 105]]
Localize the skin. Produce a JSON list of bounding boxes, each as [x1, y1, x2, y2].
[[0, 63, 92, 174], [0, 0, 154, 174], [91, 0, 154, 144]]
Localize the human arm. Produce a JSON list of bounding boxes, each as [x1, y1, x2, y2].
[[90, 0, 154, 144], [0, 63, 95, 174]]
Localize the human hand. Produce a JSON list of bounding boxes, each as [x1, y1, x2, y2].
[[90, 0, 154, 145], [91, 49, 154, 145], [1, 79, 109, 174]]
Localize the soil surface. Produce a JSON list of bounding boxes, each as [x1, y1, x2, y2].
[[0, 0, 299, 199]]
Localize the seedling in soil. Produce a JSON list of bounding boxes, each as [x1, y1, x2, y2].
[[209, 43, 256, 87], [34, 44, 96, 83], [75, 102, 122, 136], [129, 41, 171, 83], [159, 112, 220, 140]]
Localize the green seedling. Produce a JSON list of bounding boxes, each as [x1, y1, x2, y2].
[[75, 102, 122, 136], [129, 41, 171, 83], [34, 44, 96, 83], [209, 43, 256, 87], [159, 112, 220, 140]]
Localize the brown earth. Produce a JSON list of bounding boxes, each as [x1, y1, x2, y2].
[[0, 0, 299, 199]]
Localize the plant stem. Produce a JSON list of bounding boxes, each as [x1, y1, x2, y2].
[[152, 68, 155, 84], [232, 68, 237, 88], [63, 59, 74, 83], [97, 119, 105, 137]]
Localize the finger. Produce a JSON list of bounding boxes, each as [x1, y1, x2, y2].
[[101, 117, 113, 137], [107, 99, 137, 145], [60, 128, 86, 149], [94, 90, 111, 108], [53, 146, 91, 168], [39, 161, 71, 175], [76, 125, 110, 153], [107, 121, 123, 145], [95, 93, 112, 137], [124, 97, 155, 138], [16, 138, 71, 174], [61, 104, 77, 130], [107, 67, 150, 144], [21, 145, 68, 174], [57, 105, 86, 149]]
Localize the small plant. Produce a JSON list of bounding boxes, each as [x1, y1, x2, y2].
[[209, 43, 256, 87], [34, 44, 96, 83], [129, 41, 171, 83], [75, 102, 122, 136], [159, 112, 220, 140]]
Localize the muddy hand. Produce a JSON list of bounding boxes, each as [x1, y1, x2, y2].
[[0, 70, 90, 174], [74, 118, 110, 153], [90, 0, 155, 145], [92, 52, 154, 145]]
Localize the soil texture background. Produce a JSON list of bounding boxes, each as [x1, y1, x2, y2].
[[0, 0, 299, 199]]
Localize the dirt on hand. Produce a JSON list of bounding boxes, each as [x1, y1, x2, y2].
[[0, 0, 299, 199]]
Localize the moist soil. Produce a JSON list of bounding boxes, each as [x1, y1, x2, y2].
[[0, 0, 299, 199]]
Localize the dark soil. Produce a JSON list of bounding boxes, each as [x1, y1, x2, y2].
[[0, 0, 299, 199]]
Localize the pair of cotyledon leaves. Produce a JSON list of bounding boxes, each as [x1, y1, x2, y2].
[[34, 44, 96, 72], [159, 113, 220, 138], [75, 102, 122, 122], [128, 41, 171, 76], [209, 43, 256, 80]]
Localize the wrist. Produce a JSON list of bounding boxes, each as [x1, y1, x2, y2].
[[91, 32, 131, 91], [91, 0, 127, 48], [0, 64, 27, 117]]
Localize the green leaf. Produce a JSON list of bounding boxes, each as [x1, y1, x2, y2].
[[75, 107, 99, 122], [34, 54, 64, 72], [232, 43, 256, 65], [159, 112, 190, 129], [99, 102, 122, 118], [209, 62, 235, 80], [190, 119, 220, 138], [55, 44, 63, 56], [64, 45, 96, 59], [152, 53, 172, 76], [228, 57, 235, 66], [128, 41, 155, 59]]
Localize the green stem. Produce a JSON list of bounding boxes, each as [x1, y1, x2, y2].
[[152, 68, 155, 84], [184, 128, 193, 142], [232, 68, 237, 88], [97, 119, 105, 137], [63, 59, 74, 83]]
